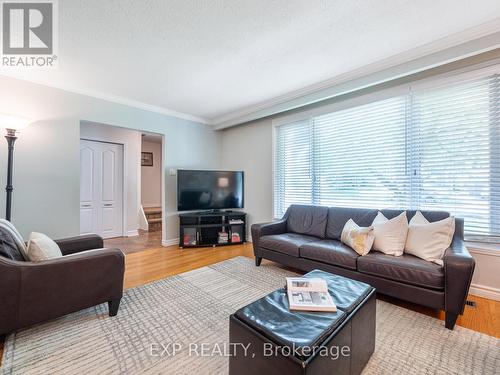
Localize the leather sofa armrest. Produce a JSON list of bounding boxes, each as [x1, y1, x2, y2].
[[443, 237, 475, 315], [251, 220, 287, 256], [15, 248, 124, 329], [55, 234, 104, 255]]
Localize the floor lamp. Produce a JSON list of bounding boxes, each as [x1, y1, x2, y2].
[[1, 114, 31, 221]]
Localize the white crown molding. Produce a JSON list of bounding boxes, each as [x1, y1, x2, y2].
[[211, 19, 500, 130], [0, 73, 209, 124], [2, 18, 499, 128]]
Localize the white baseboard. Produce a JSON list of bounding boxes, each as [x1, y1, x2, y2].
[[162, 238, 179, 247], [469, 283, 500, 301], [127, 230, 139, 237]]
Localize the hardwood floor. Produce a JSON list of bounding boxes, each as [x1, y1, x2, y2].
[[106, 230, 163, 255], [1, 233, 499, 365], [123, 240, 254, 289]]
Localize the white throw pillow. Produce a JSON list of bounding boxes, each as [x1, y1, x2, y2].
[[405, 211, 455, 266], [371, 212, 408, 256], [27, 232, 63, 261], [0, 218, 28, 259], [341, 219, 374, 256]]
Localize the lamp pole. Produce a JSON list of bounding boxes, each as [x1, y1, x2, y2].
[[5, 128, 17, 221]]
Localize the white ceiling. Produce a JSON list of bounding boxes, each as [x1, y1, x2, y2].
[[2, 0, 500, 125]]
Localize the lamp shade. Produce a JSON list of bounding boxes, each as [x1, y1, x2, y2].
[[0, 113, 32, 131]]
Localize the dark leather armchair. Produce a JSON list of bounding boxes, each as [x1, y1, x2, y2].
[[0, 234, 125, 335]]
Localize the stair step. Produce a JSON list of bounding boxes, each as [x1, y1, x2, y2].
[[148, 218, 162, 224], [144, 207, 162, 214]]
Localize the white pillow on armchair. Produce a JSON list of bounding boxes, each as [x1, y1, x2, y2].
[[27, 232, 63, 261]]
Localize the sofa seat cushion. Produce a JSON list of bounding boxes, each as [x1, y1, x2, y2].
[[357, 252, 444, 290], [300, 240, 359, 270], [259, 233, 318, 257]]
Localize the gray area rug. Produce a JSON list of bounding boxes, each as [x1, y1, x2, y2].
[[2, 257, 499, 374]]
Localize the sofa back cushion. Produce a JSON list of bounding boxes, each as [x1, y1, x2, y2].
[[380, 209, 449, 223], [326, 207, 379, 240], [326, 207, 451, 240], [286, 205, 328, 238]]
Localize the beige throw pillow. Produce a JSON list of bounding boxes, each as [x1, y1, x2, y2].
[[371, 211, 408, 256], [341, 219, 374, 256], [405, 211, 455, 266], [27, 232, 63, 261]]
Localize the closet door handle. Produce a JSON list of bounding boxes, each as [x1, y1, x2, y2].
[[104, 204, 113, 207]]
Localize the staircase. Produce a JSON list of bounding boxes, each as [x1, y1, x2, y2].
[[144, 207, 162, 232]]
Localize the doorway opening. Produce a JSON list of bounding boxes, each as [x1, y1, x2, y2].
[[79, 122, 165, 250], [140, 133, 163, 234]]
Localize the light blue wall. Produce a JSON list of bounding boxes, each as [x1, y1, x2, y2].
[[0, 76, 221, 240]]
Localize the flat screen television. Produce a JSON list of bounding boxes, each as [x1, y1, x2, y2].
[[177, 170, 244, 211]]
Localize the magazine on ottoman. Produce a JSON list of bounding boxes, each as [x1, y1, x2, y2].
[[286, 277, 337, 312]]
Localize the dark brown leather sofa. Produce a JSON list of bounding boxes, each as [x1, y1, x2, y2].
[[252, 205, 475, 330], [0, 234, 125, 335]]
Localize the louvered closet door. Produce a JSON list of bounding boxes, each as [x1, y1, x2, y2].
[[80, 140, 124, 239]]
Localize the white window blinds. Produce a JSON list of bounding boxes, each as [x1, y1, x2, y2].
[[313, 97, 408, 209], [274, 71, 500, 240], [410, 74, 500, 240], [274, 119, 312, 216]]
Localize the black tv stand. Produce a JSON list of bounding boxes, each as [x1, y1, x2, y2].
[[179, 211, 246, 248], [188, 209, 233, 215]]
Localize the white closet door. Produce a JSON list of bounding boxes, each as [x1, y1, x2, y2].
[[80, 139, 124, 239]]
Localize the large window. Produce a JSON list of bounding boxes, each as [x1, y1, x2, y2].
[[274, 71, 500, 240]]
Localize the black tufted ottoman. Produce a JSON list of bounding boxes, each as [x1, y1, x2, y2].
[[229, 270, 376, 375]]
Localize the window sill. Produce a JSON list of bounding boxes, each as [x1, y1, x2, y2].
[[465, 241, 500, 257]]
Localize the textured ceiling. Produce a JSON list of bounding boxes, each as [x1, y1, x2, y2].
[[2, 0, 500, 123]]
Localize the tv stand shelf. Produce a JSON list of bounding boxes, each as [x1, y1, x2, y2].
[[179, 211, 246, 248]]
